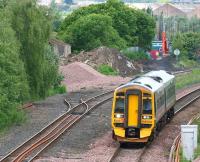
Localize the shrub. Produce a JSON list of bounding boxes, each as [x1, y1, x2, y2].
[[97, 64, 118, 76], [122, 50, 149, 61], [48, 85, 67, 96]]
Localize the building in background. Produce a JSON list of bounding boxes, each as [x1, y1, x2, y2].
[[49, 39, 71, 58], [153, 3, 200, 18]]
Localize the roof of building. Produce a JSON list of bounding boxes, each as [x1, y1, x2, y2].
[[171, 3, 196, 13]]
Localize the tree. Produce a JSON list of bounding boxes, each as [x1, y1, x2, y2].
[[172, 32, 200, 60], [0, 7, 29, 127], [62, 14, 126, 51], [58, 0, 155, 51], [11, 0, 58, 99], [136, 10, 155, 49]]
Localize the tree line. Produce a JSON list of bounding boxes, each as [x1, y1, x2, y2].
[[58, 0, 156, 52], [0, 0, 62, 129]]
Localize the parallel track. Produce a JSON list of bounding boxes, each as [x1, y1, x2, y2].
[[0, 91, 113, 162], [169, 89, 200, 162], [108, 87, 200, 162], [168, 114, 200, 162]]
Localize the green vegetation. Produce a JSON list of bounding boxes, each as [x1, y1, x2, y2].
[[179, 119, 200, 162], [176, 69, 200, 90], [97, 64, 118, 76], [0, 7, 29, 130], [122, 50, 149, 61], [58, 0, 155, 52], [61, 14, 126, 51], [193, 119, 200, 160], [0, 0, 66, 131], [172, 32, 200, 67]]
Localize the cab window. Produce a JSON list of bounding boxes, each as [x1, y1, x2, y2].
[[143, 99, 152, 114], [115, 98, 124, 113]]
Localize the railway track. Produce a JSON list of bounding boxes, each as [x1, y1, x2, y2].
[[169, 88, 200, 162], [0, 91, 113, 162], [168, 114, 200, 162], [108, 87, 200, 162]]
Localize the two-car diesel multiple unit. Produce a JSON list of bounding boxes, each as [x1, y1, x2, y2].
[[111, 70, 176, 143]]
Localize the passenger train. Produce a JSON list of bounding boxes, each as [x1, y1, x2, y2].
[[111, 70, 176, 143]]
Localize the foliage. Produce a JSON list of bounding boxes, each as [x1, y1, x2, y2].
[[122, 49, 149, 61], [58, 0, 155, 51], [61, 14, 126, 51], [97, 64, 118, 76], [176, 69, 200, 90], [11, 0, 59, 99], [48, 85, 66, 96], [193, 119, 200, 160], [0, 0, 64, 131], [172, 32, 200, 60], [0, 7, 29, 129], [178, 59, 199, 69]]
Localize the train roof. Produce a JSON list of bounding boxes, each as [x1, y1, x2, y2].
[[116, 70, 174, 92], [144, 70, 174, 84]]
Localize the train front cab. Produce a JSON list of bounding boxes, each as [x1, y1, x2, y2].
[[112, 86, 155, 143]]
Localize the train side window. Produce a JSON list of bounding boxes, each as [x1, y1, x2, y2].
[[115, 98, 124, 113], [143, 99, 152, 114]]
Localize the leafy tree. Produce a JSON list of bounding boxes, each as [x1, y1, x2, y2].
[[0, 8, 29, 128], [136, 10, 155, 49], [172, 32, 200, 60], [11, 0, 59, 99], [58, 0, 155, 51], [61, 14, 126, 51]]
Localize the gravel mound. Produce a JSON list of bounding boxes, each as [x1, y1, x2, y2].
[[60, 62, 130, 92], [65, 47, 140, 76]]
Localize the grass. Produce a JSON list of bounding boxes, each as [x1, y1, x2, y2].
[[176, 69, 200, 90], [97, 64, 118, 76], [179, 147, 192, 162], [193, 119, 200, 160], [174, 58, 200, 69], [0, 107, 26, 133], [48, 85, 67, 96]]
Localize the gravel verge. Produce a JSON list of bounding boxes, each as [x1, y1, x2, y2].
[[0, 88, 109, 158], [140, 99, 200, 162]]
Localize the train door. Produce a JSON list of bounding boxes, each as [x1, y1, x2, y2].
[[125, 90, 142, 128]]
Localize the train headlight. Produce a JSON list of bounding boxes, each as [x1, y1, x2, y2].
[[142, 116, 152, 119], [114, 114, 124, 118]]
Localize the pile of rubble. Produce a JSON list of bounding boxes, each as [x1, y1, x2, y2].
[[65, 47, 141, 76]]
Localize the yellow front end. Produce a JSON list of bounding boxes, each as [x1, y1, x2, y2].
[[111, 87, 155, 143]]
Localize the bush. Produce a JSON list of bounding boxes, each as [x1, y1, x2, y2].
[[122, 50, 149, 61], [60, 14, 127, 51], [48, 85, 66, 96], [172, 32, 200, 60], [97, 64, 118, 76], [58, 0, 155, 51]]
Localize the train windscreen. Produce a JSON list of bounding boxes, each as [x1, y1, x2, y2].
[[115, 98, 124, 113], [143, 99, 152, 114]]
